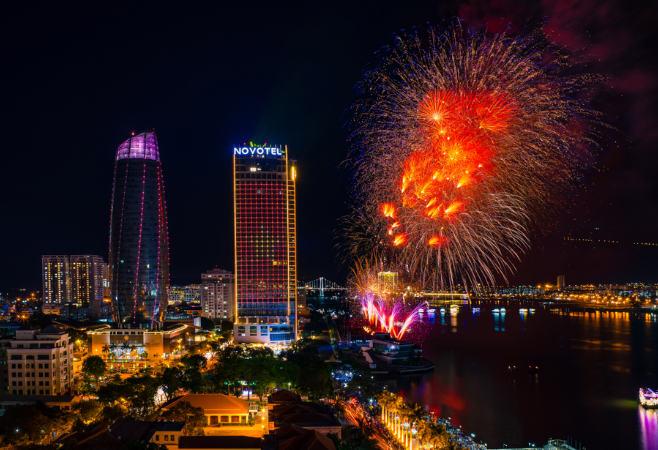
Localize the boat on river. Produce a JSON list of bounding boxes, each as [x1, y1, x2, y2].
[[640, 388, 658, 407]]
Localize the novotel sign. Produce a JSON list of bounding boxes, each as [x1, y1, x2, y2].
[[234, 146, 283, 156]]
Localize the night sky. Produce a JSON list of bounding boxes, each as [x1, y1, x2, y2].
[[1, 0, 657, 293]]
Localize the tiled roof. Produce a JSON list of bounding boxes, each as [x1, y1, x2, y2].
[[179, 436, 263, 449], [277, 429, 337, 450], [165, 394, 249, 415]]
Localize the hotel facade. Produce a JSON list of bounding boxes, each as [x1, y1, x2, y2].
[[233, 145, 297, 343]]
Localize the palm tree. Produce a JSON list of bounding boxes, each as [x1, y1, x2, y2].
[[102, 344, 111, 359]]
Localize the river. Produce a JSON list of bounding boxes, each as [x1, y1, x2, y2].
[[378, 304, 658, 450]]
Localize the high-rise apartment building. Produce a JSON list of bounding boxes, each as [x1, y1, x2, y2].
[[1, 325, 74, 396], [70, 255, 108, 319], [42, 256, 71, 314], [108, 131, 170, 327], [233, 144, 297, 343], [201, 269, 235, 320], [42, 255, 108, 318]]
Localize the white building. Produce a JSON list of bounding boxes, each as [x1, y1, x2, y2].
[[3, 325, 74, 396], [201, 269, 234, 320]]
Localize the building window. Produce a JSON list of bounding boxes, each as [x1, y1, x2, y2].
[[164, 435, 169, 441], [156, 435, 159, 441], [171, 435, 175, 442]]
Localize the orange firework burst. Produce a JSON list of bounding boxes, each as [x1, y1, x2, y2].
[[347, 23, 605, 289]]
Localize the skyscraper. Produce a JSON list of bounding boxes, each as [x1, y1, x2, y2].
[[233, 144, 297, 343], [108, 131, 170, 327]]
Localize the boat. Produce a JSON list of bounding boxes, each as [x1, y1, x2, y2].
[[428, 308, 436, 313], [472, 308, 480, 313], [529, 308, 536, 313], [440, 308, 446, 313], [500, 307, 506, 313], [493, 309, 500, 313], [418, 308, 425, 313], [640, 388, 658, 407], [519, 308, 528, 313]]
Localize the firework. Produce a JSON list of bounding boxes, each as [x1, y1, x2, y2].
[[360, 294, 427, 340], [347, 23, 604, 289]]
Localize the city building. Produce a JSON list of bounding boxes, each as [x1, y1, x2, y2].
[[163, 393, 250, 427], [108, 131, 170, 327], [557, 275, 565, 290], [70, 255, 109, 319], [269, 401, 341, 437], [377, 271, 398, 294], [56, 416, 185, 450], [184, 285, 201, 304], [233, 145, 297, 344], [272, 424, 336, 450], [0, 394, 78, 415], [87, 323, 198, 363], [201, 269, 234, 320], [42, 256, 71, 314], [179, 436, 262, 450], [0, 325, 74, 396], [42, 256, 109, 319]]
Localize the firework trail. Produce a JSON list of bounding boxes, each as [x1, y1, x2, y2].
[[360, 294, 427, 340], [346, 23, 605, 289]]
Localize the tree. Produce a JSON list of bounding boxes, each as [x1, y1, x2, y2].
[[200, 317, 214, 331], [0, 404, 58, 446], [160, 367, 183, 401], [329, 426, 379, 450], [164, 401, 208, 436], [72, 400, 103, 424], [81, 355, 107, 388]]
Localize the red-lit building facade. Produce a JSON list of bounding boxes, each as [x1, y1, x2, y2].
[[233, 145, 297, 343]]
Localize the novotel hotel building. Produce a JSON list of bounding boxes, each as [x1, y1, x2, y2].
[[233, 145, 297, 343]]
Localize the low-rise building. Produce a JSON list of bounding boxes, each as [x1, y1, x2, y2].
[[56, 417, 185, 450], [273, 424, 337, 450], [270, 401, 341, 437], [179, 436, 262, 450], [87, 323, 198, 364], [0, 394, 78, 415], [163, 394, 250, 427]]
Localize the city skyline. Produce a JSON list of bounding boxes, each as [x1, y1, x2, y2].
[[2, 2, 658, 292]]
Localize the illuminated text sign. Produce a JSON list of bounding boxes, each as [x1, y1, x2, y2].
[[234, 146, 282, 156]]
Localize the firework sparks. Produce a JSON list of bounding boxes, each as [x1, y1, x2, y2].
[[359, 294, 427, 340], [347, 23, 604, 289]]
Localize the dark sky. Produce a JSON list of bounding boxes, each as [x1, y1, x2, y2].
[[1, 0, 657, 293]]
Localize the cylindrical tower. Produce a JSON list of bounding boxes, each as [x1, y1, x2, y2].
[[108, 131, 169, 327]]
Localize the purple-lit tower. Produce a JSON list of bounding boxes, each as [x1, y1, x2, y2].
[[108, 131, 169, 327]]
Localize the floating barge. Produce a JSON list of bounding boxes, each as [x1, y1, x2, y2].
[[640, 388, 658, 407]]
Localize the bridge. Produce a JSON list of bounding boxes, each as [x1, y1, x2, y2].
[[305, 277, 344, 296]]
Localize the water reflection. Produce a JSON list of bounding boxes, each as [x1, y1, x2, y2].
[[639, 406, 658, 450], [396, 305, 658, 449]]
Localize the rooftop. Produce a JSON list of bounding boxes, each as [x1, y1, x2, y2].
[[179, 436, 263, 449], [0, 394, 76, 403], [116, 131, 160, 162], [164, 394, 249, 415]]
